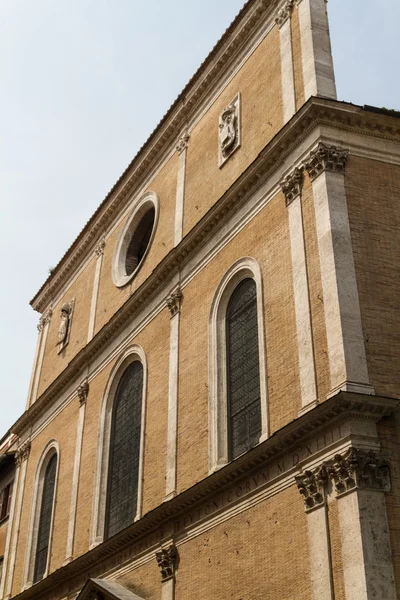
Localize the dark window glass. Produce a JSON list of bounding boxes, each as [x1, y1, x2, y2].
[[0, 480, 13, 521], [33, 454, 57, 583], [125, 207, 155, 276], [226, 278, 261, 459], [105, 361, 143, 539]]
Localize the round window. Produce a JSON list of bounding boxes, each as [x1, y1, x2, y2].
[[112, 191, 159, 287]]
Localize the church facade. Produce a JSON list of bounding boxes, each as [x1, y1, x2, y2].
[[2, 0, 400, 599]]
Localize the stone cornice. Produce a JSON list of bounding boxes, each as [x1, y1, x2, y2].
[[30, 0, 276, 313], [12, 97, 400, 437], [10, 392, 399, 600]]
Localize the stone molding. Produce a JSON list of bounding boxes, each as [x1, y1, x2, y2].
[[37, 308, 53, 332], [176, 133, 190, 155], [166, 289, 183, 318], [275, 0, 294, 28], [281, 167, 304, 206], [77, 380, 89, 405], [155, 545, 178, 582], [14, 98, 400, 437], [295, 464, 328, 512], [94, 239, 106, 258], [15, 440, 31, 466], [327, 448, 391, 496], [303, 142, 349, 181]]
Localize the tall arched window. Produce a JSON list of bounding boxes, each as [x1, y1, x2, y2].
[[209, 258, 269, 472], [226, 278, 261, 459], [33, 453, 57, 582], [105, 361, 144, 539]]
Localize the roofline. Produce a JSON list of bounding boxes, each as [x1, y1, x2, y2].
[[30, 0, 275, 311]]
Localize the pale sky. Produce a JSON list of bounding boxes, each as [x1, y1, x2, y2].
[[1, 1, 399, 436]]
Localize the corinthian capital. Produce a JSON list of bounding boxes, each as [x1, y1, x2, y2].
[[303, 143, 349, 181], [276, 0, 294, 28], [295, 464, 328, 512], [37, 307, 53, 332], [166, 288, 183, 318], [156, 545, 178, 582], [176, 132, 190, 154], [15, 440, 31, 466], [327, 448, 391, 496], [281, 167, 304, 206]]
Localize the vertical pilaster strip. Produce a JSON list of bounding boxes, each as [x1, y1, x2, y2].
[[65, 381, 89, 564], [282, 168, 318, 412], [30, 308, 52, 405], [276, 1, 296, 123], [174, 133, 190, 246], [5, 442, 31, 599], [304, 143, 373, 396], [328, 449, 396, 600], [165, 290, 182, 501], [25, 329, 43, 410], [87, 239, 106, 343], [296, 466, 334, 600], [156, 545, 178, 600], [0, 462, 21, 599], [296, 0, 336, 100]]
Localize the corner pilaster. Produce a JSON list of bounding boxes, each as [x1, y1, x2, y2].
[[303, 143, 374, 397], [174, 132, 190, 246], [276, 1, 296, 123], [282, 167, 318, 413]]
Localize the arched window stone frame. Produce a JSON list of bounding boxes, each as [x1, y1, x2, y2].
[[90, 345, 147, 549], [209, 258, 269, 473], [23, 440, 60, 589]]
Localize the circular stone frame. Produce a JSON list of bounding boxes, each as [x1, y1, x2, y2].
[[112, 191, 159, 288]]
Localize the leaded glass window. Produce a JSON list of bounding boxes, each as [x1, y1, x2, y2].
[[226, 278, 261, 459], [33, 453, 57, 583], [105, 361, 143, 539]]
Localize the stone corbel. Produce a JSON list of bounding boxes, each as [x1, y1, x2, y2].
[[303, 142, 348, 181], [15, 440, 31, 467], [327, 448, 391, 497], [156, 544, 178, 582], [281, 167, 304, 206], [77, 379, 89, 405], [166, 289, 183, 319], [276, 0, 294, 28], [37, 307, 53, 332], [295, 464, 328, 512]]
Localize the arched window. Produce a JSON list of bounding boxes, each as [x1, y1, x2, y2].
[[24, 442, 59, 588], [104, 361, 144, 540], [226, 278, 261, 459], [33, 454, 57, 582], [209, 258, 269, 472]]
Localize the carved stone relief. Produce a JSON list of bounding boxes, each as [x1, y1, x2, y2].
[[37, 307, 53, 333], [275, 0, 294, 28], [15, 440, 31, 467], [77, 379, 89, 405], [57, 299, 75, 354], [219, 94, 241, 167], [303, 142, 349, 181], [155, 545, 178, 582], [295, 464, 328, 512], [327, 448, 391, 496], [166, 289, 183, 318], [281, 167, 304, 206]]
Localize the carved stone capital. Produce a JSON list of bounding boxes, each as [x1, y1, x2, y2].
[[281, 167, 304, 206], [176, 132, 190, 154], [303, 142, 348, 181], [327, 448, 391, 496], [295, 464, 328, 512], [15, 440, 31, 466], [166, 289, 183, 318], [37, 307, 53, 332], [77, 379, 89, 405], [276, 0, 294, 28], [95, 238, 106, 257], [156, 545, 178, 582]]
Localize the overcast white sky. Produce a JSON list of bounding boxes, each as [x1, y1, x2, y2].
[[1, 1, 399, 436]]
